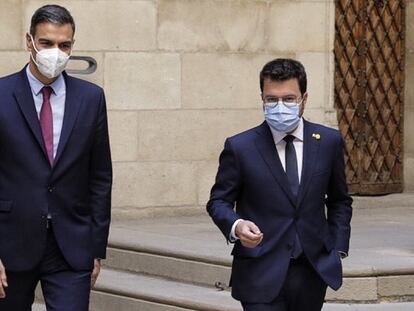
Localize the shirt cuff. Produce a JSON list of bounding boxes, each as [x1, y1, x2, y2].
[[229, 219, 243, 242], [338, 251, 348, 259]]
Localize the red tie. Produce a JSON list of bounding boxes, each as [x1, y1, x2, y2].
[[40, 86, 54, 166]]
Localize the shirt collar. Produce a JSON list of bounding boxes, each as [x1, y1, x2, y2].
[[26, 65, 65, 96], [268, 118, 304, 144]]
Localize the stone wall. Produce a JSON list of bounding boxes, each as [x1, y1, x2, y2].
[[10, 0, 409, 218], [405, 1, 414, 192]]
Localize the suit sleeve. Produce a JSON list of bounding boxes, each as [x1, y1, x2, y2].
[[89, 90, 112, 259], [325, 134, 353, 254], [206, 138, 241, 241]]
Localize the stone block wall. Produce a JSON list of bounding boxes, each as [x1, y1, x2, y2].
[[405, 0, 414, 192], [9, 0, 412, 217]]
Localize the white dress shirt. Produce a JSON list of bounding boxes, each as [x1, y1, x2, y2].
[[26, 65, 66, 159], [230, 119, 304, 241]]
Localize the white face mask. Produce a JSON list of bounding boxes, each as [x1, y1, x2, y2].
[[30, 35, 71, 79]]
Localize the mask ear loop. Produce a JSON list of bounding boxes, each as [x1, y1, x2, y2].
[[29, 34, 41, 67], [60, 47, 73, 59]]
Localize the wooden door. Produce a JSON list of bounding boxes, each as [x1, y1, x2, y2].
[[334, 0, 405, 194]]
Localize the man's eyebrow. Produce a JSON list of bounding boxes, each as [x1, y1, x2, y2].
[[265, 94, 297, 98], [37, 38, 73, 44]]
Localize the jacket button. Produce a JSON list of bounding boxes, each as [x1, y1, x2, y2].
[[48, 186, 54, 193]]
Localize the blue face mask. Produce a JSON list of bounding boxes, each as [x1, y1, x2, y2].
[[264, 103, 301, 133]]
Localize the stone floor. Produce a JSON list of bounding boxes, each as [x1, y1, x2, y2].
[[32, 193, 414, 310], [109, 194, 414, 279]]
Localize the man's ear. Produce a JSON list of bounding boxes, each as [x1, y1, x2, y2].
[[26, 32, 33, 51], [260, 93, 266, 111], [302, 92, 308, 105], [300, 92, 308, 116]]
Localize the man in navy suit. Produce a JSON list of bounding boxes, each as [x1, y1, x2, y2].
[[207, 59, 352, 311], [0, 5, 112, 311]]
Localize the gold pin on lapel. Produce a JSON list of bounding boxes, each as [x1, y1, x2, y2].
[[312, 133, 321, 140]]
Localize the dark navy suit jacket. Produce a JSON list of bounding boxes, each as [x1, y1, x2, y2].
[[0, 67, 112, 272], [207, 120, 352, 303]]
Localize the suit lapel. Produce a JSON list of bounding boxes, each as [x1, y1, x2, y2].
[[13, 67, 48, 160], [254, 122, 297, 206], [54, 73, 82, 165], [297, 120, 321, 206]]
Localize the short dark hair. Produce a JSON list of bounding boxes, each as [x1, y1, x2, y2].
[[260, 58, 307, 94], [30, 5, 75, 37]]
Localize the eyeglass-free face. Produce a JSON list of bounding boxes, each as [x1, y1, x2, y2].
[[26, 23, 75, 55]]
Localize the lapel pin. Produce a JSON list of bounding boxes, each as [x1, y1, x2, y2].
[[312, 133, 321, 140]]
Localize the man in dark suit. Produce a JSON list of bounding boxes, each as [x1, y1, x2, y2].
[[0, 5, 112, 311], [207, 58, 352, 311]]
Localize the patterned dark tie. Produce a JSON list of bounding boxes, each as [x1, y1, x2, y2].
[[284, 134, 303, 258], [40, 86, 54, 166]]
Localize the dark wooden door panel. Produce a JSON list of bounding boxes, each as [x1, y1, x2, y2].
[[334, 0, 405, 194]]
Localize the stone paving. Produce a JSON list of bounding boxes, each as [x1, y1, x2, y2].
[[32, 193, 414, 310]]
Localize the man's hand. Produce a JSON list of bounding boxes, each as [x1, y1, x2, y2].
[[235, 220, 263, 248], [91, 259, 101, 288], [0, 259, 8, 299]]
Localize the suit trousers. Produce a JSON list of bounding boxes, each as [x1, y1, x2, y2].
[[241, 256, 327, 311], [0, 224, 92, 311]]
